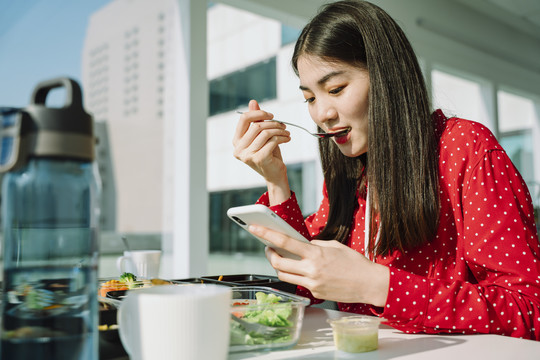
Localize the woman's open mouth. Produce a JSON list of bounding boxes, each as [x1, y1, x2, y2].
[[331, 127, 351, 144]]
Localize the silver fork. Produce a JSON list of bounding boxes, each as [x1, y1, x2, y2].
[[236, 111, 350, 139], [231, 313, 288, 337]]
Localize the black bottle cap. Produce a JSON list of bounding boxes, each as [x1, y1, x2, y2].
[[22, 77, 95, 161]]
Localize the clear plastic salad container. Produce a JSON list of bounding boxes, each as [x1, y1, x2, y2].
[[229, 286, 309, 352], [327, 315, 384, 353]]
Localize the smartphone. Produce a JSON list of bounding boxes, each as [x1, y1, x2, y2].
[[227, 204, 310, 259]]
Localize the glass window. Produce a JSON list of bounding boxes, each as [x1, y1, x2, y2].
[[497, 90, 537, 191], [286, 163, 304, 210], [500, 132, 534, 182], [209, 57, 277, 116], [281, 24, 301, 46], [432, 69, 491, 128], [209, 164, 305, 254], [209, 187, 267, 253], [498, 90, 535, 133]]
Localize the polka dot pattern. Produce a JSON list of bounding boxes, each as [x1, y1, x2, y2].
[[257, 110, 540, 340]]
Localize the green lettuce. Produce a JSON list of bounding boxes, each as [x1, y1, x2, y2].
[[230, 292, 294, 346]]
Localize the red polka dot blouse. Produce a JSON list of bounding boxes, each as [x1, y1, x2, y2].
[[257, 110, 540, 340]]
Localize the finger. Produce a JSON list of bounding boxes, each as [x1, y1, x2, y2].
[[240, 122, 288, 150], [250, 137, 290, 167], [233, 132, 289, 165], [265, 245, 309, 278], [273, 270, 312, 290], [243, 131, 290, 159], [248, 99, 260, 111], [232, 109, 275, 146], [264, 245, 273, 261], [234, 124, 289, 161], [265, 246, 282, 276], [310, 239, 342, 248], [249, 225, 313, 258], [265, 245, 282, 265]]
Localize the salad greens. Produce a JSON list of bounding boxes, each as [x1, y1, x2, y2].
[[230, 291, 294, 346]]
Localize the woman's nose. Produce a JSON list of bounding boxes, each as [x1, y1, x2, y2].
[[316, 103, 338, 124]]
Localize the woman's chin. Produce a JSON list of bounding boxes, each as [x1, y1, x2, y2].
[[338, 147, 367, 158], [335, 137, 367, 157]]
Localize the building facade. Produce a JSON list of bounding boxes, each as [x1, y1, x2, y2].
[[82, 0, 176, 234]]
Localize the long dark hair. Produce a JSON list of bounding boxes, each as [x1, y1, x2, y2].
[[292, 0, 440, 256]]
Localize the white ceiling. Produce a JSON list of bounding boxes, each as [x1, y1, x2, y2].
[[455, 0, 540, 40], [218, 0, 540, 77], [221, 0, 540, 41], [487, 0, 540, 25]]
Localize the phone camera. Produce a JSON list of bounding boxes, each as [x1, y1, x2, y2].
[[232, 216, 246, 226]]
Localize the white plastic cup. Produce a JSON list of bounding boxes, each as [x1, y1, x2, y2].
[[118, 284, 231, 360], [116, 250, 161, 278], [327, 315, 384, 353]]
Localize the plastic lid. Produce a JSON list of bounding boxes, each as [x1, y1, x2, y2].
[[23, 77, 95, 161], [327, 315, 385, 329]]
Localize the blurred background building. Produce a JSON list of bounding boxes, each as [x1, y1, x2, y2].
[[82, 0, 172, 234]]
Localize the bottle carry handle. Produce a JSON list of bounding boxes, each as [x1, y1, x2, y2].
[[30, 77, 83, 110]]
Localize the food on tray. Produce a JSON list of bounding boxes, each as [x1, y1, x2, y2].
[[98, 273, 177, 297], [119, 272, 138, 288], [99, 279, 128, 297], [230, 291, 293, 346], [150, 278, 173, 286], [98, 324, 119, 331]]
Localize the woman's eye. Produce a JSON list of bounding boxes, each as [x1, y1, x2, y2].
[[304, 97, 315, 104], [329, 86, 344, 95]]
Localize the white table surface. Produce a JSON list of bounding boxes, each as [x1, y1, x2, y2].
[[229, 307, 540, 360]]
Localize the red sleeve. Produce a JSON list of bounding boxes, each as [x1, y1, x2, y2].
[[255, 187, 331, 305], [255, 191, 312, 240], [377, 150, 540, 339], [255, 184, 331, 240], [303, 182, 330, 238]]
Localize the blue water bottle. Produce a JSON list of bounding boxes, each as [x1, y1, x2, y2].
[[0, 78, 101, 360]]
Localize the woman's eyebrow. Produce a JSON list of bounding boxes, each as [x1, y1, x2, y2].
[[299, 70, 346, 91]]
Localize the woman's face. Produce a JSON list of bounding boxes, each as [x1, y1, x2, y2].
[[297, 55, 369, 157]]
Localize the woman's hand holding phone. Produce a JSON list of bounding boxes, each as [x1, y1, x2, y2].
[[250, 224, 390, 307], [227, 204, 389, 306]]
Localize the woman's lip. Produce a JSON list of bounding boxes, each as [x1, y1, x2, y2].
[[334, 129, 351, 144], [327, 127, 351, 136], [328, 127, 349, 133]]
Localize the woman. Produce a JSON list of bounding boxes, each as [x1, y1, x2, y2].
[[232, 0, 540, 339]]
